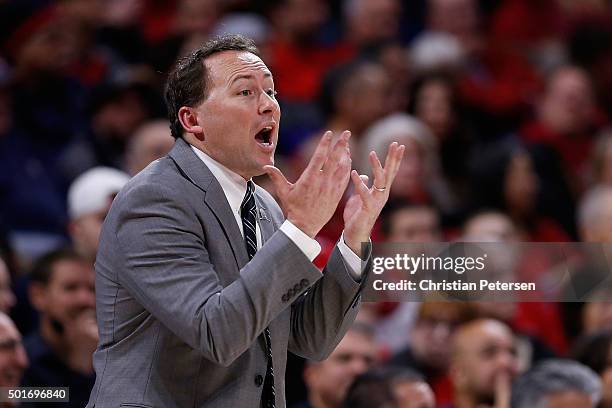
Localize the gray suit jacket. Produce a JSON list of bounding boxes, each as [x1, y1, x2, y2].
[[86, 138, 368, 408]]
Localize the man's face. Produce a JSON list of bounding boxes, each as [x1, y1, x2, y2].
[[305, 331, 377, 407], [0, 317, 28, 387], [388, 207, 440, 242], [451, 321, 519, 404], [70, 205, 110, 263], [545, 391, 594, 408], [192, 51, 280, 180], [34, 259, 95, 327]]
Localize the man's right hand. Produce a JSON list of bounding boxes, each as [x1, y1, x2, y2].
[[264, 130, 352, 238]]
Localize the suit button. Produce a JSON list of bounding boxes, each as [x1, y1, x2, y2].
[[281, 294, 288, 302], [255, 374, 264, 387], [293, 283, 300, 292], [287, 288, 295, 298], [300, 279, 309, 286]]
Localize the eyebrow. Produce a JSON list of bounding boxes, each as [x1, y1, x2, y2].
[[229, 73, 273, 85]]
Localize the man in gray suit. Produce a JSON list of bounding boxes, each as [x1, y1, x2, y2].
[[87, 35, 404, 408]]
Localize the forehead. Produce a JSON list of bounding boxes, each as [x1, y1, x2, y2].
[[205, 51, 272, 85]]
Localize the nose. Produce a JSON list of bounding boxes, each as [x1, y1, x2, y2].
[[258, 91, 277, 115]]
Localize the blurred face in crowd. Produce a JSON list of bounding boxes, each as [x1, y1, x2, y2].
[[504, 152, 538, 217], [580, 191, 612, 243], [428, 0, 479, 39], [70, 199, 114, 263], [273, 0, 328, 41], [539, 66, 595, 136], [16, 19, 81, 75], [183, 51, 280, 180], [450, 319, 519, 406], [347, 0, 401, 46], [414, 79, 455, 140], [583, 302, 612, 334], [410, 303, 467, 371], [390, 138, 426, 200], [386, 206, 440, 242], [394, 380, 436, 408], [544, 391, 594, 408], [174, 0, 219, 36], [0, 260, 15, 314], [93, 89, 149, 141], [463, 212, 519, 242], [304, 330, 377, 408], [0, 314, 27, 388], [339, 64, 391, 133], [30, 258, 95, 330], [126, 120, 174, 176]]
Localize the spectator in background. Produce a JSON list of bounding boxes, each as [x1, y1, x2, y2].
[[343, 0, 402, 51], [361, 113, 458, 217], [448, 318, 519, 408], [462, 211, 519, 242], [380, 200, 441, 243], [573, 330, 612, 408], [296, 322, 378, 408], [389, 302, 477, 406], [0, 312, 28, 393], [511, 360, 601, 408], [560, 186, 612, 346], [520, 65, 604, 195], [0, 257, 15, 314], [22, 248, 96, 408], [67, 167, 130, 264], [65, 73, 160, 172], [358, 201, 441, 358], [343, 366, 435, 408], [408, 73, 473, 209], [266, 0, 353, 103], [124, 119, 174, 176], [422, 0, 540, 136], [590, 128, 612, 186], [470, 139, 572, 241]]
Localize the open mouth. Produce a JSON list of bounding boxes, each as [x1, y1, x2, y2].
[[255, 126, 274, 146]]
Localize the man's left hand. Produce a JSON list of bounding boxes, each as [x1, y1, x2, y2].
[[343, 142, 405, 255]]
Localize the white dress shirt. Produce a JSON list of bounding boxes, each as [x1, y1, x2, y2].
[[191, 146, 362, 278]]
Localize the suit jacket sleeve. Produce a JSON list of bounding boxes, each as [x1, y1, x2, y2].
[[287, 242, 371, 361], [112, 182, 325, 367]]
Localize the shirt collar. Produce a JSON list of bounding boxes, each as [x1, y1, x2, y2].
[[190, 145, 250, 216]]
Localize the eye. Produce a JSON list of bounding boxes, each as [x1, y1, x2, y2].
[[266, 89, 277, 98], [239, 90, 252, 96]]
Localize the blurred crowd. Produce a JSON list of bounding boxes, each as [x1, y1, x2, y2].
[[1, 0, 612, 407]]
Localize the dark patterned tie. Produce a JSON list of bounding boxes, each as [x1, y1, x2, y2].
[[240, 180, 276, 408]]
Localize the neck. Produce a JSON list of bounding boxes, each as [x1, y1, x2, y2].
[[454, 391, 480, 408]]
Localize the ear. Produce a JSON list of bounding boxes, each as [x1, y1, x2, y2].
[[29, 282, 47, 312], [178, 106, 204, 140]]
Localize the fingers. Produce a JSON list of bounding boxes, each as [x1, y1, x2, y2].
[[387, 143, 405, 184], [304, 131, 333, 176], [369, 151, 385, 189], [351, 170, 369, 200], [323, 130, 351, 173], [263, 165, 291, 196]]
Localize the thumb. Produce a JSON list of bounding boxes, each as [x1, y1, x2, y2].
[[263, 165, 291, 195]]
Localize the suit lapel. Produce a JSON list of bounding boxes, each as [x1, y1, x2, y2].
[[254, 192, 275, 244], [168, 138, 249, 269]]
